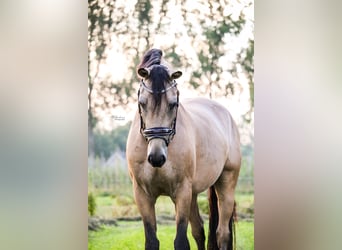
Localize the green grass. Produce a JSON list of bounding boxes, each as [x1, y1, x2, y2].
[[93, 193, 254, 219], [88, 220, 254, 250], [95, 195, 139, 218], [96, 196, 114, 206], [90, 187, 254, 249], [235, 193, 254, 215]]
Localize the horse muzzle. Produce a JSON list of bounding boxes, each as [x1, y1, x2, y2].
[[147, 152, 166, 168], [146, 133, 168, 168]]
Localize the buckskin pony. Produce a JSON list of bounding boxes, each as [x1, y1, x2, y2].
[[126, 49, 241, 250]]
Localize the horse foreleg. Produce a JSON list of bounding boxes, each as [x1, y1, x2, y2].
[[173, 182, 192, 250], [189, 194, 205, 250], [133, 184, 159, 250], [215, 169, 239, 250]]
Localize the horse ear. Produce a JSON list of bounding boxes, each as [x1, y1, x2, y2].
[[171, 71, 182, 80], [138, 68, 150, 78]]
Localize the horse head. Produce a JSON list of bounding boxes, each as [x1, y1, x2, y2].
[[137, 50, 182, 167]]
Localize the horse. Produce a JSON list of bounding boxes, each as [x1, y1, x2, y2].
[[126, 49, 241, 250]]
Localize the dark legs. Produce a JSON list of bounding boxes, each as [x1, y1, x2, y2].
[[134, 180, 208, 250], [143, 221, 159, 250], [133, 183, 159, 250], [189, 194, 205, 250], [173, 182, 192, 250], [214, 169, 239, 250], [174, 218, 190, 250]]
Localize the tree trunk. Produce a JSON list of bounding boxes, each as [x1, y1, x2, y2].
[[88, 115, 95, 158]]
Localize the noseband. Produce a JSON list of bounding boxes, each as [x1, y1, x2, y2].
[[138, 80, 179, 146]]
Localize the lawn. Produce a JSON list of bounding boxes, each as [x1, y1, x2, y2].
[[88, 220, 254, 250], [93, 192, 254, 219], [89, 186, 254, 249]]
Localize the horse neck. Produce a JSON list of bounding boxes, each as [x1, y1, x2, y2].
[[176, 103, 190, 130]]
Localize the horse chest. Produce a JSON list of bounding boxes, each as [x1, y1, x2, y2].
[[136, 163, 183, 197]]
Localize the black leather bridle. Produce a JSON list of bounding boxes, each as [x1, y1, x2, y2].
[[138, 80, 179, 146]]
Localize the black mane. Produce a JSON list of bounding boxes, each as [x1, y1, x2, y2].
[[149, 66, 170, 109], [138, 49, 171, 110], [138, 49, 162, 69]]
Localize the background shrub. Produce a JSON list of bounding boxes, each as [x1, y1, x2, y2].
[[88, 192, 96, 216]]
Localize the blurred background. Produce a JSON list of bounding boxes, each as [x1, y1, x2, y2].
[[2, 0, 342, 250], [88, 0, 254, 249]]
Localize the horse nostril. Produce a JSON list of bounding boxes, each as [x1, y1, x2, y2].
[[147, 154, 166, 167], [160, 155, 166, 165], [148, 155, 153, 164], [154, 154, 166, 167]]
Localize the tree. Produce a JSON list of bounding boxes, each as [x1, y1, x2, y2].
[[88, 0, 115, 155], [88, 0, 137, 155], [88, 0, 254, 140], [93, 123, 131, 159], [237, 39, 254, 122]]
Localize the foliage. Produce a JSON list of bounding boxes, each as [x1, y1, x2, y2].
[[88, 0, 254, 137], [88, 0, 138, 154], [235, 193, 254, 216], [240, 144, 254, 179], [88, 164, 131, 196], [94, 195, 138, 218], [93, 122, 131, 159], [88, 221, 254, 250], [96, 196, 113, 206], [92, 188, 254, 219], [88, 192, 97, 216], [197, 195, 209, 214], [187, 2, 249, 99]]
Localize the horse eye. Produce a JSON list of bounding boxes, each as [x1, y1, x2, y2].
[[168, 102, 177, 111], [139, 102, 147, 110]]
